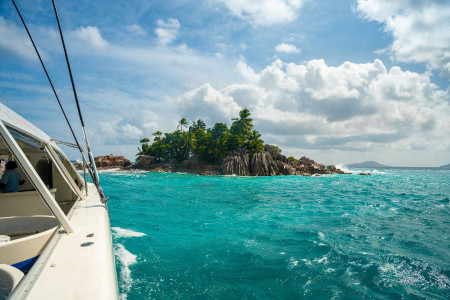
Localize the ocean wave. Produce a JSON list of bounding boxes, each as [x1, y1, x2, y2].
[[378, 257, 450, 291], [114, 243, 137, 300], [335, 164, 353, 173], [318, 232, 325, 240], [112, 227, 146, 238], [336, 164, 387, 175], [371, 169, 387, 174]]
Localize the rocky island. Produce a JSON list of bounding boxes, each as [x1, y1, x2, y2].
[[132, 145, 346, 176], [77, 109, 348, 176]]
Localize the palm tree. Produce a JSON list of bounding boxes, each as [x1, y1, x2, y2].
[[231, 108, 253, 137], [137, 138, 151, 156], [152, 131, 163, 142], [191, 119, 206, 131], [246, 130, 264, 155], [177, 118, 188, 131], [185, 131, 197, 152]]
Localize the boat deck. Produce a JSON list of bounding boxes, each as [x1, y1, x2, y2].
[[10, 184, 118, 299]]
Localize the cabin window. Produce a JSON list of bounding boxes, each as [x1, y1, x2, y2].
[[6, 126, 43, 150], [0, 126, 80, 215]]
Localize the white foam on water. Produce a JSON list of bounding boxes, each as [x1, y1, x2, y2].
[[316, 256, 328, 264], [300, 258, 313, 267], [288, 257, 299, 269], [371, 169, 387, 174], [97, 168, 122, 173], [379, 261, 450, 290], [318, 232, 325, 240], [115, 243, 137, 300], [335, 164, 353, 173], [335, 164, 388, 175], [112, 227, 146, 238]]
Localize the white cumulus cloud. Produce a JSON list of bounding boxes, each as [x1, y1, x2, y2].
[[176, 83, 241, 125], [275, 43, 300, 54], [126, 24, 147, 36], [357, 0, 450, 74], [155, 18, 180, 45], [0, 17, 39, 61], [73, 26, 108, 49], [215, 0, 304, 26], [120, 123, 143, 138]]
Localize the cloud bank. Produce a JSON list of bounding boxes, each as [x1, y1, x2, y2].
[[357, 0, 450, 75], [177, 58, 449, 159]]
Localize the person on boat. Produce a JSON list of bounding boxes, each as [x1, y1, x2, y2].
[[0, 158, 5, 178], [0, 161, 25, 193]]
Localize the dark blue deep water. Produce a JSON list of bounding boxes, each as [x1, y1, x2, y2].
[[102, 168, 450, 299]]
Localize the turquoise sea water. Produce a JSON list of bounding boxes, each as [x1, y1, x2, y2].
[[102, 168, 450, 299]]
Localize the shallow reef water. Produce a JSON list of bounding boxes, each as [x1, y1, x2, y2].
[[102, 168, 450, 299]]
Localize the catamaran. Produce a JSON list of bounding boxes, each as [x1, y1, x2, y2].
[[0, 0, 118, 298], [0, 104, 118, 299]]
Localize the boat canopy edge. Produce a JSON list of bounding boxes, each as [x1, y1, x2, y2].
[[0, 103, 54, 146]]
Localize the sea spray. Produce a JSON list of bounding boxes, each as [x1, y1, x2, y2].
[[114, 244, 137, 300], [335, 163, 353, 173], [112, 227, 146, 299], [112, 227, 146, 238]]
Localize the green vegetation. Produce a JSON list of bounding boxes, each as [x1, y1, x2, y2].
[[287, 156, 298, 163], [137, 108, 265, 164]]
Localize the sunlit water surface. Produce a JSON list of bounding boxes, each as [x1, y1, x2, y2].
[[101, 168, 450, 299]]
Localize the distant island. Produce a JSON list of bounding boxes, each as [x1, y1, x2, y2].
[[439, 164, 450, 170], [346, 161, 391, 168], [85, 109, 349, 176]]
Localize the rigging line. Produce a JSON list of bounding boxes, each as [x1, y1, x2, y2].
[[10, 0, 96, 190], [51, 0, 105, 199]]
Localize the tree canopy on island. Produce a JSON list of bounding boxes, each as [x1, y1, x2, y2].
[[137, 108, 265, 164]]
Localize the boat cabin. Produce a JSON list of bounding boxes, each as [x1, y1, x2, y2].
[[0, 104, 87, 295], [0, 133, 83, 218]]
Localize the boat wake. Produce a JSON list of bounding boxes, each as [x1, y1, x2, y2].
[[112, 227, 146, 238], [112, 227, 146, 299], [114, 243, 137, 300]]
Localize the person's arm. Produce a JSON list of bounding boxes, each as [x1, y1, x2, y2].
[[0, 172, 9, 187]]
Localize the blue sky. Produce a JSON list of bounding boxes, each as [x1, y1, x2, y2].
[[1, 0, 449, 167]]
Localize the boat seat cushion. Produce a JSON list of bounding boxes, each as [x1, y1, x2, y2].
[[0, 264, 24, 297]]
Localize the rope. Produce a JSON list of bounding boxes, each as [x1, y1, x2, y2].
[[10, 0, 95, 193], [51, 0, 105, 199]]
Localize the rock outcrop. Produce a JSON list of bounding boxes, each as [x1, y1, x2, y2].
[[327, 165, 337, 173], [276, 161, 296, 175], [73, 154, 131, 170], [95, 154, 131, 169], [249, 151, 278, 176], [135, 155, 155, 167], [220, 145, 347, 176], [222, 150, 250, 176]]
